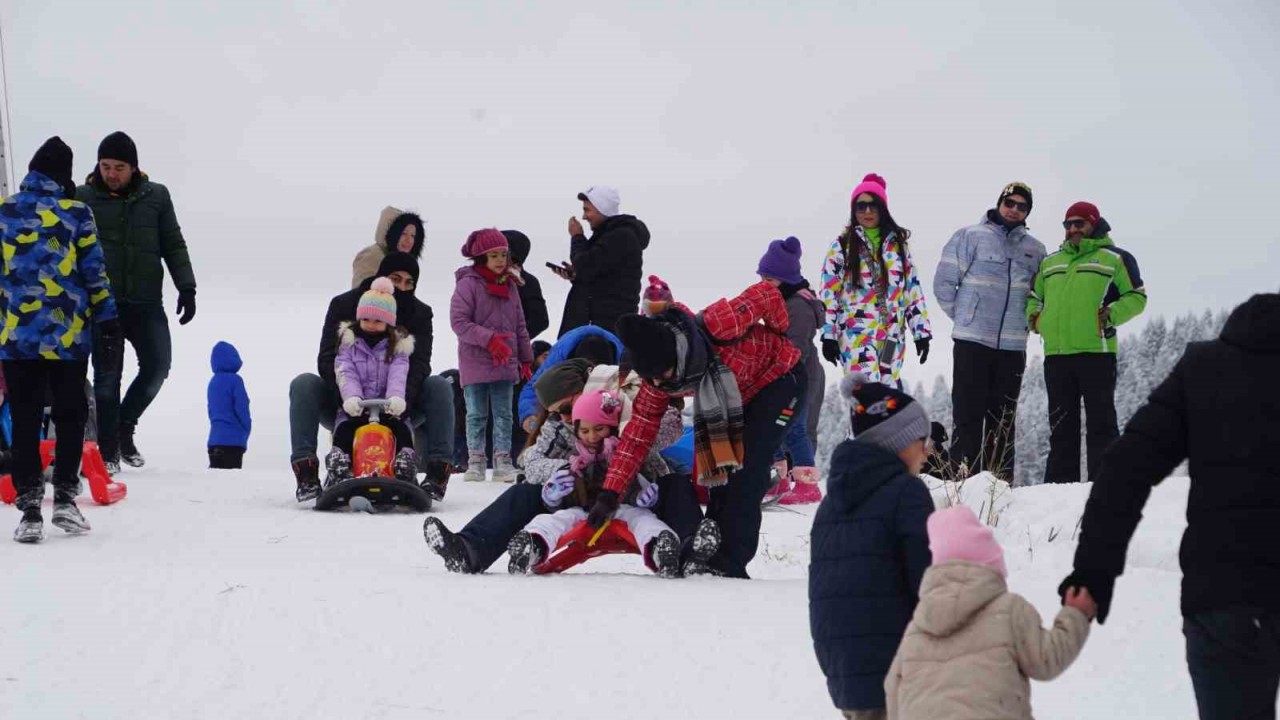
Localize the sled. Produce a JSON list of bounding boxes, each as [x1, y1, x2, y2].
[[0, 440, 128, 506], [532, 518, 641, 575], [314, 399, 432, 513]]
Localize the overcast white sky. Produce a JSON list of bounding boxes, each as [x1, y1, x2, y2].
[[2, 0, 1277, 387]]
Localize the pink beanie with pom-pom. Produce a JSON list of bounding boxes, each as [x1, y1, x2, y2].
[[927, 505, 1007, 577], [851, 173, 889, 208]]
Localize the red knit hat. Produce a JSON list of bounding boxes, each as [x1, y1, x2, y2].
[[1064, 201, 1100, 227], [642, 275, 673, 316], [461, 228, 508, 258]]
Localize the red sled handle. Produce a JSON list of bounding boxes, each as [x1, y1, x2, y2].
[[532, 518, 641, 575]]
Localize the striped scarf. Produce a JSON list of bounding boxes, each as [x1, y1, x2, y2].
[[656, 312, 744, 487]]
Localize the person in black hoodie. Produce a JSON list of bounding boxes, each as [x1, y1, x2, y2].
[[553, 186, 650, 337], [502, 230, 549, 339], [288, 253, 454, 502], [1060, 293, 1280, 720]]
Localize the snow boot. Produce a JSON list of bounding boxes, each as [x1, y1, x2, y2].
[[506, 530, 548, 575], [103, 454, 121, 476], [492, 452, 519, 483], [463, 452, 487, 482], [423, 460, 452, 501], [423, 517, 477, 574], [681, 518, 721, 571], [51, 501, 90, 534], [646, 530, 682, 578], [764, 460, 791, 499], [393, 447, 418, 484], [14, 509, 43, 544], [120, 422, 145, 468], [293, 458, 322, 502], [324, 447, 353, 488], [780, 467, 822, 505]]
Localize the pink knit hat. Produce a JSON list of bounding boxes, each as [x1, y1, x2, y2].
[[357, 277, 397, 325], [461, 228, 509, 258], [572, 389, 623, 428], [642, 275, 674, 316], [850, 172, 888, 208], [927, 506, 1007, 577]]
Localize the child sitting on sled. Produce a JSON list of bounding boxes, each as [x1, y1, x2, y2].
[[506, 389, 682, 577], [325, 278, 417, 486]]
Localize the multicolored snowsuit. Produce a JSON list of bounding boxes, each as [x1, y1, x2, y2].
[[819, 228, 931, 387]]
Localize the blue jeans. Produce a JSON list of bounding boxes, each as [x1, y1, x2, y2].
[[773, 405, 815, 467], [92, 303, 171, 456], [463, 381, 513, 459]]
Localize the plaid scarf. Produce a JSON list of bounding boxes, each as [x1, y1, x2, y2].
[[656, 312, 745, 487]]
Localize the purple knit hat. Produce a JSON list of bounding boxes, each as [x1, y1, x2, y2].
[[756, 236, 804, 285], [850, 173, 889, 209], [461, 228, 509, 258]]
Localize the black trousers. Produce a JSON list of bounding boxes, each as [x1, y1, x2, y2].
[[1185, 607, 1280, 720], [1043, 353, 1118, 484], [950, 340, 1025, 481], [209, 446, 245, 469], [2, 359, 90, 508], [707, 364, 807, 579], [331, 415, 415, 454]]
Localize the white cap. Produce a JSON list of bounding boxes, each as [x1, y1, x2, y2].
[[577, 186, 621, 218]]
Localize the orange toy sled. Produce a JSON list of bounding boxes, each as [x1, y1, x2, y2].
[[313, 399, 432, 513], [0, 440, 128, 505], [532, 518, 641, 574]]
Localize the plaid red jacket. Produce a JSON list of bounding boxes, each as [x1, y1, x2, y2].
[[604, 282, 802, 492]]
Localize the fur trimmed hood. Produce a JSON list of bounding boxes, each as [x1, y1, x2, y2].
[[337, 320, 415, 356]]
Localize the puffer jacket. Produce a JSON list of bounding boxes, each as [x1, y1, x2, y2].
[[207, 341, 251, 448], [517, 325, 623, 424], [350, 206, 425, 289], [933, 211, 1046, 352], [1, 172, 118, 361], [450, 266, 533, 387], [886, 561, 1090, 720], [333, 321, 413, 423], [559, 214, 651, 337]]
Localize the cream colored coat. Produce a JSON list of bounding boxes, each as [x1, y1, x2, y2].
[[886, 561, 1090, 720], [351, 206, 404, 289]]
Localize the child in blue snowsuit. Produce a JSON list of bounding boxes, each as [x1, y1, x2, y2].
[[208, 341, 251, 469]]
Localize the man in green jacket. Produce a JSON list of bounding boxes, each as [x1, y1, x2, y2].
[[77, 132, 198, 472], [1027, 201, 1146, 484]]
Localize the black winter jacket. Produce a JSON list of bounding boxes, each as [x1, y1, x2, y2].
[[558, 215, 650, 337]]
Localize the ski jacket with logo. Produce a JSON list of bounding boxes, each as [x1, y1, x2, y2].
[[0, 172, 118, 361], [1026, 227, 1146, 356], [933, 211, 1046, 352]]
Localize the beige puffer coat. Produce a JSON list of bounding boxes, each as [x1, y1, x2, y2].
[[886, 561, 1090, 720], [351, 206, 406, 289]]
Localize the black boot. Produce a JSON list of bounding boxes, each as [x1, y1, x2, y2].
[[120, 422, 145, 468], [293, 458, 321, 502], [423, 460, 452, 501], [647, 531, 681, 578], [423, 517, 477, 574], [506, 531, 548, 575]]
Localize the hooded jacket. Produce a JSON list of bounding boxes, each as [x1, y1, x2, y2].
[[1070, 293, 1280, 619], [350, 207, 425, 289], [1, 172, 118, 361], [333, 321, 413, 424], [886, 562, 1090, 720], [207, 341, 251, 448], [504, 230, 550, 338], [517, 325, 624, 424], [809, 440, 934, 711], [559, 214, 651, 337], [450, 265, 534, 386]]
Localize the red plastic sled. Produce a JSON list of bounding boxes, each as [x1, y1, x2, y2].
[[532, 518, 641, 575], [0, 440, 128, 506]]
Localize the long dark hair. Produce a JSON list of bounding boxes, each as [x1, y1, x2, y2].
[[840, 198, 912, 291]]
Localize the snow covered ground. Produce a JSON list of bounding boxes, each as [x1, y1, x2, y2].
[[1, 292, 1203, 719]]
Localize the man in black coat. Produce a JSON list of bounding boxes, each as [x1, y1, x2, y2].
[[1060, 293, 1280, 720], [288, 253, 455, 501], [552, 186, 650, 337]]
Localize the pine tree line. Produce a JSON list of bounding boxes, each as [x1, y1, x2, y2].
[[815, 309, 1230, 486]]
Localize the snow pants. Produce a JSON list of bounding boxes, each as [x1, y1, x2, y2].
[[1185, 606, 1280, 720], [525, 505, 672, 560], [1043, 353, 1118, 484], [2, 359, 89, 509], [950, 340, 1024, 481]]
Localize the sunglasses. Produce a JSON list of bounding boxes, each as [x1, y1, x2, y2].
[[1062, 219, 1089, 230], [1001, 198, 1030, 213], [854, 201, 880, 213]]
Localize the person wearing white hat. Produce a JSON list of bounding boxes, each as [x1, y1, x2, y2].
[[552, 186, 650, 338]]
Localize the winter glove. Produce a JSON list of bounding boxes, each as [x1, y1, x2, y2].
[[96, 319, 123, 374], [1058, 571, 1115, 624], [342, 397, 364, 417], [386, 396, 406, 417], [541, 467, 577, 509], [520, 362, 533, 382], [486, 333, 513, 366], [176, 289, 197, 326], [586, 488, 620, 529], [915, 337, 931, 364], [821, 338, 841, 367], [635, 480, 659, 509], [777, 281, 802, 299]]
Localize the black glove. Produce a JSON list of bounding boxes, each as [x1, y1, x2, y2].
[[1058, 571, 1115, 624], [777, 281, 802, 299], [176, 289, 197, 326], [96, 319, 123, 374], [915, 337, 931, 364], [586, 489, 620, 529], [821, 338, 841, 367]]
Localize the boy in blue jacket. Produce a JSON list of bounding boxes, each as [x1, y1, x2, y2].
[[208, 341, 251, 469], [809, 373, 935, 719]]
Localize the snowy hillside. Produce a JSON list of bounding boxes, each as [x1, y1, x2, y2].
[[2, 294, 1201, 719]]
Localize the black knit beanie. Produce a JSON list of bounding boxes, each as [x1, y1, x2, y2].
[[616, 313, 677, 379], [98, 131, 138, 167], [998, 182, 1033, 212], [377, 252, 421, 283], [29, 137, 75, 197]]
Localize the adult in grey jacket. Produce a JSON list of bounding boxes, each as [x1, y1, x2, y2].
[[932, 183, 1046, 481]]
